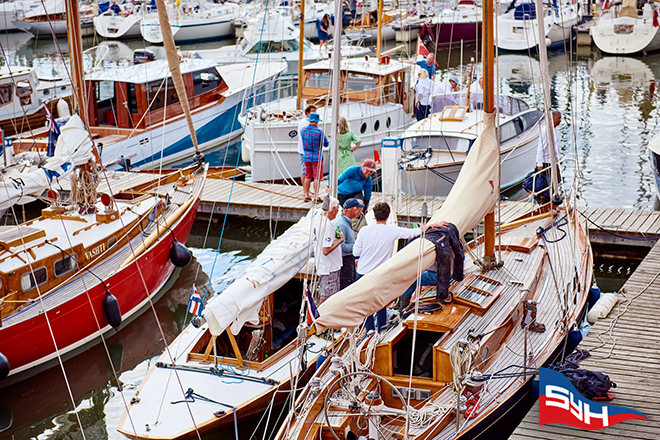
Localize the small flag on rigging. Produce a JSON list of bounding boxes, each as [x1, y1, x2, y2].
[[187, 285, 204, 316], [305, 286, 319, 325], [416, 35, 429, 59], [44, 103, 60, 157]]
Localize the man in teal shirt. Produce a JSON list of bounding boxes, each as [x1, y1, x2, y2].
[[337, 159, 376, 210]]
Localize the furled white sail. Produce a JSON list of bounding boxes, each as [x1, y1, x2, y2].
[[0, 115, 93, 211], [314, 112, 499, 331], [204, 209, 316, 336]]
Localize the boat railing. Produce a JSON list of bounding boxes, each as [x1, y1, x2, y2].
[[524, 157, 576, 211]]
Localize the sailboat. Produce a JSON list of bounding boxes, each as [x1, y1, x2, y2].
[[272, 0, 593, 438], [0, 0, 207, 385], [591, 0, 660, 55]]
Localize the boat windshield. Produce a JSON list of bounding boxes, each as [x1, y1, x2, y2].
[[403, 135, 472, 152]]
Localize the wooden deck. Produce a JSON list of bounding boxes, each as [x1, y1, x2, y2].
[[510, 240, 660, 440]]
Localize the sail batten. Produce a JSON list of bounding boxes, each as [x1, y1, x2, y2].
[[314, 112, 499, 331]]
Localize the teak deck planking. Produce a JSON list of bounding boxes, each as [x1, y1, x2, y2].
[[510, 240, 660, 440]]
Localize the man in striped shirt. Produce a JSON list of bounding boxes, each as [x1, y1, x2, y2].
[[301, 112, 329, 202]]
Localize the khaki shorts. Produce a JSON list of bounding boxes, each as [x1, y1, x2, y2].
[[319, 270, 340, 302]]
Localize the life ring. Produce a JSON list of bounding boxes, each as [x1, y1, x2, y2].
[[181, 4, 193, 15]]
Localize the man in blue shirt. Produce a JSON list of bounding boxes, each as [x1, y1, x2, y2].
[[337, 159, 375, 210], [333, 198, 363, 290], [301, 112, 328, 202], [416, 53, 437, 79]]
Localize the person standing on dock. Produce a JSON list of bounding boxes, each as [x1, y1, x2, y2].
[[314, 198, 344, 303], [337, 117, 361, 174], [416, 53, 437, 80], [337, 159, 376, 210], [301, 112, 328, 202], [298, 104, 317, 200], [354, 202, 422, 332], [334, 198, 363, 290]]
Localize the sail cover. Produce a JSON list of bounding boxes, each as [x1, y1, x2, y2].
[[0, 115, 94, 211], [204, 209, 317, 336], [314, 112, 499, 331]]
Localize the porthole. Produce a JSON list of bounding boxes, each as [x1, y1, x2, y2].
[[360, 122, 367, 134], [288, 130, 297, 138], [386, 117, 391, 128], [374, 120, 380, 131]]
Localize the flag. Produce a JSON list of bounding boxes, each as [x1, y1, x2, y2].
[[600, 0, 610, 10], [416, 36, 429, 58], [539, 367, 647, 429], [187, 285, 204, 316], [305, 287, 319, 325], [44, 104, 60, 157]]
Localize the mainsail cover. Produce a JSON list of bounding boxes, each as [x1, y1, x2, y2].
[[204, 209, 316, 336], [314, 112, 499, 331], [0, 115, 93, 211]]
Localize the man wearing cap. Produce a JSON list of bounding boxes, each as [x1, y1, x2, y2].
[[337, 160, 376, 210], [298, 104, 317, 200], [314, 197, 344, 303], [300, 112, 329, 202], [334, 198, 363, 289]]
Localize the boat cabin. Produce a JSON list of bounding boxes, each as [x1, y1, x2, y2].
[[238, 14, 314, 55], [83, 58, 228, 134], [0, 67, 39, 119], [301, 58, 413, 109]]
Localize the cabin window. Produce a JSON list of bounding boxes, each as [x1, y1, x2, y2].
[[0, 84, 13, 105], [499, 118, 524, 143], [54, 254, 77, 277], [21, 267, 48, 292], [403, 136, 471, 152], [248, 41, 284, 54], [192, 69, 221, 95], [108, 236, 118, 248], [96, 81, 117, 125], [16, 81, 32, 106], [306, 72, 330, 89], [126, 83, 138, 114], [345, 73, 378, 92], [146, 78, 179, 111], [457, 276, 501, 305], [284, 40, 299, 52]]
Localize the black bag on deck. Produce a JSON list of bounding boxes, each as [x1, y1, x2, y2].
[[559, 368, 617, 400], [522, 171, 550, 202]]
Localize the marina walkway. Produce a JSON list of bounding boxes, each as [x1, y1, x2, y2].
[[510, 241, 660, 440]]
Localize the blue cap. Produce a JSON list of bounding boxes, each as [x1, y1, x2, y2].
[[343, 198, 364, 209], [308, 112, 321, 122]]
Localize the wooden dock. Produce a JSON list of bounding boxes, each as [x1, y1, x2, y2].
[[510, 241, 660, 440]]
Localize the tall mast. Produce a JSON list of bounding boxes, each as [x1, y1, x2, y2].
[[482, 0, 496, 265], [534, 0, 560, 197], [155, 0, 200, 154], [296, 0, 305, 109], [329, 0, 343, 196], [376, 0, 383, 58], [65, 0, 87, 126]]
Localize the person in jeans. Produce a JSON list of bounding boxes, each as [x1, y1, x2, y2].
[[334, 198, 363, 290], [314, 198, 344, 303], [353, 202, 421, 332]]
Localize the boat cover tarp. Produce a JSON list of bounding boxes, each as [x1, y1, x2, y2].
[[0, 115, 93, 211], [205, 209, 316, 336], [514, 3, 536, 20], [314, 112, 499, 331], [619, 0, 637, 18]]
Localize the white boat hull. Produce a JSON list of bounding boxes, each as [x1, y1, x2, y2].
[[497, 5, 580, 51], [93, 13, 141, 39], [13, 18, 68, 34], [591, 14, 660, 54], [242, 99, 414, 182], [141, 16, 234, 43], [345, 24, 396, 42]]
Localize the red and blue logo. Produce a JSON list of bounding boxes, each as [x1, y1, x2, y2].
[[539, 367, 647, 429]]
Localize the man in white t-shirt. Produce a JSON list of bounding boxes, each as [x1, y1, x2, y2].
[[314, 197, 344, 303], [298, 104, 317, 199], [535, 110, 562, 204], [353, 202, 421, 332]]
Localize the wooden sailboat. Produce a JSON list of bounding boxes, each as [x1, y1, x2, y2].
[[272, 0, 593, 438], [0, 0, 207, 385]]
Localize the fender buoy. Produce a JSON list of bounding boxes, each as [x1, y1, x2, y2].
[[103, 289, 122, 330], [0, 352, 9, 380], [170, 239, 192, 268]]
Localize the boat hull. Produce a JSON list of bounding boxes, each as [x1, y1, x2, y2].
[[421, 21, 482, 47], [0, 190, 201, 384], [591, 15, 660, 54], [141, 17, 234, 44], [93, 13, 141, 39]]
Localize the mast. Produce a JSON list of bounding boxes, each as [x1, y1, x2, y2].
[[155, 0, 200, 154], [329, 0, 343, 196], [534, 0, 560, 197], [376, 0, 383, 58], [482, 0, 496, 265], [296, 0, 305, 109], [65, 0, 87, 127]]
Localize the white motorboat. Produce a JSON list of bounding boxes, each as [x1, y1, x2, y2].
[[191, 13, 370, 75], [12, 0, 94, 35], [496, 0, 581, 51], [591, 0, 660, 54], [140, 0, 238, 43], [241, 57, 416, 182], [11, 55, 287, 170], [397, 92, 543, 196], [0, 0, 41, 31]]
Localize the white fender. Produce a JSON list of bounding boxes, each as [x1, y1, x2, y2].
[[587, 293, 617, 324]]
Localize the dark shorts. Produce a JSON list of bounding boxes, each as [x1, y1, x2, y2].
[[305, 160, 323, 180]]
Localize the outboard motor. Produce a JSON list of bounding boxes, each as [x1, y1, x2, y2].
[[170, 239, 192, 267], [0, 352, 9, 380], [103, 289, 122, 330], [133, 49, 156, 64]]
